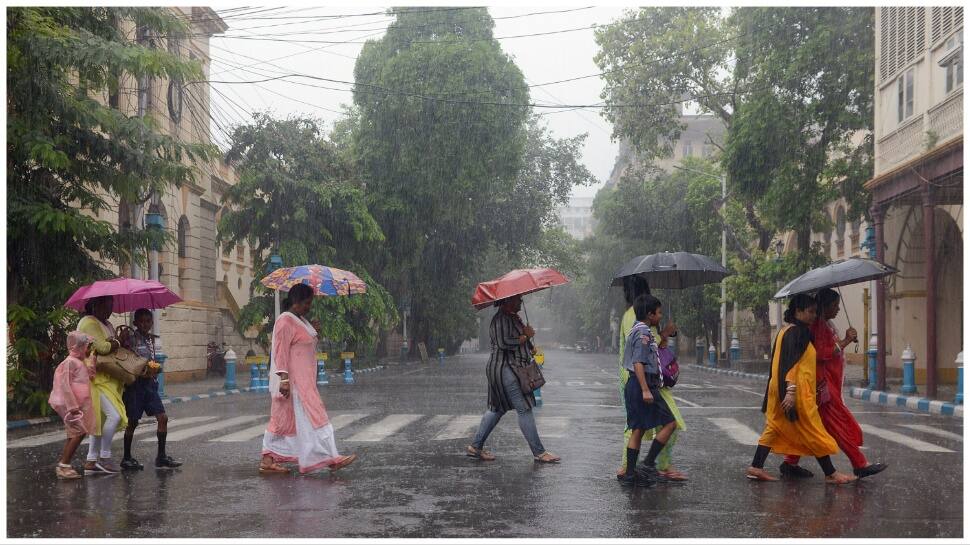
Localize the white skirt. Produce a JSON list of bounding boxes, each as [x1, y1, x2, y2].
[[262, 385, 341, 473]]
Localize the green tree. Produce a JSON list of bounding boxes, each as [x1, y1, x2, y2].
[[217, 114, 396, 354], [7, 7, 212, 415], [350, 8, 591, 352]]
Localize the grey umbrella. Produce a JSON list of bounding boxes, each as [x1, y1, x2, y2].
[[611, 251, 731, 289], [773, 258, 898, 299]]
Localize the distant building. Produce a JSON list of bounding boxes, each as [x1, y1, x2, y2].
[[557, 196, 595, 239]]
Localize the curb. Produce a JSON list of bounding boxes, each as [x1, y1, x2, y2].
[[850, 387, 963, 418], [686, 364, 768, 381], [7, 365, 390, 430]]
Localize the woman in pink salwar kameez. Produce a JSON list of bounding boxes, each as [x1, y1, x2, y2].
[[48, 331, 97, 479], [260, 283, 357, 474]]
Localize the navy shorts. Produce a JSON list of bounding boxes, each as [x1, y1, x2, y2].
[[123, 377, 165, 423]]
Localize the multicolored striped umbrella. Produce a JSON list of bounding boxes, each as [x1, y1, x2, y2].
[[260, 265, 368, 297]]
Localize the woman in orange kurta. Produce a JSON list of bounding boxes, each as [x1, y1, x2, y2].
[[745, 293, 855, 484], [782, 288, 887, 479], [260, 283, 357, 475]]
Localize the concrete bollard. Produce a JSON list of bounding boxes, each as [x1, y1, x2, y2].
[[437, 348, 445, 365], [257, 356, 270, 393], [901, 344, 917, 394], [729, 334, 741, 365], [316, 352, 329, 386], [955, 352, 963, 405], [867, 335, 878, 388], [247, 355, 260, 390], [400, 340, 409, 364], [223, 348, 237, 390], [155, 351, 168, 398], [708, 344, 717, 368], [695, 339, 705, 366], [342, 352, 355, 384]]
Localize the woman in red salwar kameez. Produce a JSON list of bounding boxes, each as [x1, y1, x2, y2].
[[259, 283, 357, 475], [781, 288, 887, 480]]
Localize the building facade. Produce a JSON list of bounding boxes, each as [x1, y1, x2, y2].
[[866, 6, 963, 395], [557, 196, 595, 240], [95, 8, 260, 380]]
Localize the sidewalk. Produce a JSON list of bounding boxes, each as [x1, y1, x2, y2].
[[687, 361, 963, 418]]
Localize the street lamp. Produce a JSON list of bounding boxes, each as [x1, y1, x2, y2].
[[268, 253, 283, 321]]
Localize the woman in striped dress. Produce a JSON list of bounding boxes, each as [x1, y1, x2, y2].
[[466, 295, 560, 463]]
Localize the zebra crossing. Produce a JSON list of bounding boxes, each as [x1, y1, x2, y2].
[[7, 413, 961, 452]]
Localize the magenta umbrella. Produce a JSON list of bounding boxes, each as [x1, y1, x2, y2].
[[64, 278, 182, 313]]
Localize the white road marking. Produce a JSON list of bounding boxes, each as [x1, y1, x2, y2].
[[7, 416, 218, 448], [895, 424, 964, 442], [729, 385, 765, 398], [210, 423, 267, 443], [346, 414, 423, 442], [536, 416, 569, 438], [707, 418, 762, 446], [329, 413, 370, 430], [860, 424, 955, 453], [672, 396, 702, 408], [145, 415, 264, 442], [434, 415, 482, 440]]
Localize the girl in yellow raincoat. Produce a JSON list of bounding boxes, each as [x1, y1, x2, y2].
[[745, 293, 856, 485]]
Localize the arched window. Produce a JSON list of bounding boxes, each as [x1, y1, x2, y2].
[[177, 216, 189, 258]]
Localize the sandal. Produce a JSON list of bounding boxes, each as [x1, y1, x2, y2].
[[329, 454, 358, 472], [259, 462, 289, 474], [56, 463, 82, 480], [534, 451, 561, 464], [465, 445, 496, 461], [745, 467, 779, 481], [825, 471, 857, 485], [659, 469, 689, 481]]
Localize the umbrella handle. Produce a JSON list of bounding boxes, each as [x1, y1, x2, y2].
[[836, 287, 859, 353]]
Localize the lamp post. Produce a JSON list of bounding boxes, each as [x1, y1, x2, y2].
[[145, 201, 165, 396], [773, 239, 785, 337], [268, 253, 283, 322]]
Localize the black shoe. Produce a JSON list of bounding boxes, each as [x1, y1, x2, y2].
[[636, 463, 661, 486], [618, 474, 637, 487], [779, 462, 814, 478], [121, 457, 144, 471], [155, 455, 183, 469], [853, 463, 888, 479]]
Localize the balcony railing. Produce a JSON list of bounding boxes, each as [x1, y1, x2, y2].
[[876, 88, 964, 174]]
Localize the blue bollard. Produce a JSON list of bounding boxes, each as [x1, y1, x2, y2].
[[316, 352, 329, 386], [955, 353, 963, 405], [437, 348, 445, 365], [867, 336, 878, 388], [342, 352, 355, 384], [258, 360, 269, 393], [155, 351, 168, 398], [901, 345, 917, 394], [695, 339, 705, 365], [729, 334, 741, 366], [223, 348, 237, 390], [248, 359, 260, 390], [708, 344, 717, 367]]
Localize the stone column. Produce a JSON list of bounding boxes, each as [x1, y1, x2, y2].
[[871, 203, 887, 391], [923, 185, 937, 398]]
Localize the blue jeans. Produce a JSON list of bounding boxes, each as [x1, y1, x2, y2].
[[472, 365, 545, 457]]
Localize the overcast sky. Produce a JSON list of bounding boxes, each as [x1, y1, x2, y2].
[[206, 5, 632, 200]]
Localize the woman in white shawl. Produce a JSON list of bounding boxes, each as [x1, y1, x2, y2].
[[259, 283, 357, 474]]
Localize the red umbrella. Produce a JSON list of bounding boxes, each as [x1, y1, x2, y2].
[[471, 268, 569, 310], [64, 278, 182, 313]]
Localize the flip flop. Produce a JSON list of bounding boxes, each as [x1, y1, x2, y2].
[[745, 467, 778, 481], [534, 452, 561, 464], [259, 463, 289, 474], [659, 469, 689, 481], [330, 454, 358, 472], [466, 445, 496, 461]]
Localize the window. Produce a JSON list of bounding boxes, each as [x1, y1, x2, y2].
[[897, 68, 915, 123], [943, 30, 963, 93], [835, 207, 847, 257], [236, 244, 245, 261], [177, 216, 189, 258], [880, 7, 926, 82]]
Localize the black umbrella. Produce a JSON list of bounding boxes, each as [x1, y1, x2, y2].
[[773, 258, 898, 299], [611, 251, 731, 289]]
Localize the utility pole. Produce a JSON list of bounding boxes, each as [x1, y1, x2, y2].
[[720, 173, 727, 361]]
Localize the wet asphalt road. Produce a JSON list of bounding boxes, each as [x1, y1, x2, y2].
[[6, 349, 964, 538]]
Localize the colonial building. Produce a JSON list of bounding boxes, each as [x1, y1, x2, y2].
[[96, 8, 259, 380], [866, 6, 963, 395], [557, 196, 595, 240]]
